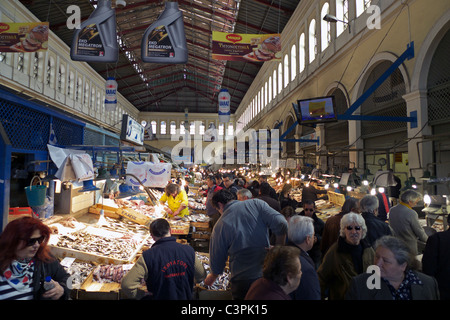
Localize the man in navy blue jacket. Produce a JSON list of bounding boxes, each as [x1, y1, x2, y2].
[[121, 219, 206, 299]]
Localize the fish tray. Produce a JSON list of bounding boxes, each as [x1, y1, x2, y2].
[[49, 226, 150, 265], [76, 271, 122, 300]]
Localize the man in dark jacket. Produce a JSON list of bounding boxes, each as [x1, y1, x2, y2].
[[422, 217, 450, 300], [258, 182, 281, 212], [359, 195, 392, 247], [258, 175, 278, 200], [299, 200, 325, 269], [121, 219, 206, 299], [287, 215, 321, 300], [301, 180, 327, 203]]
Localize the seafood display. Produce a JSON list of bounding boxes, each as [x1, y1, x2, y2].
[[92, 264, 133, 283], [51, 217, 149, 262], [196, 252, 230, 291], [55, 231, 139, 260], [115, 198, 166, 220], [62, 260, 95, 289]]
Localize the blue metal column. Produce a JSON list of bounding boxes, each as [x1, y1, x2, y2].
[[0, 122, 11, 231]]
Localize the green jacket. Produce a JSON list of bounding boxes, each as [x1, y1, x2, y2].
[[317, 238, 375, 300]]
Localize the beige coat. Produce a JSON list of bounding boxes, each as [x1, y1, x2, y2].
[[389, 202, 428, 255]]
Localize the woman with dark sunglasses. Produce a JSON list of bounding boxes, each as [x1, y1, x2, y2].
[[0, 217, 70, 300], [317, 212, 375, 300]]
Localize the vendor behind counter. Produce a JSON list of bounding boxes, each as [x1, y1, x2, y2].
[[301, 179, 328, 203], [159, 183, 189, 218]]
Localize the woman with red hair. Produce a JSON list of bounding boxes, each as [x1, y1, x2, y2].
[[0, 217, 70, 300]]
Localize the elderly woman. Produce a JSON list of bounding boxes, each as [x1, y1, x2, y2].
[[320, 197, 360, 256], [0, 217, 70, 300], [317, 212, 375, 300], [346, 236, 439, 300], [389, 190, 428, 255], [159, 183, 189, 218]]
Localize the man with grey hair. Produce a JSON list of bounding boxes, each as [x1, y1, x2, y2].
[[389, 190, 428, 255], [287, 215, 321, 300], [237, 188, 253, 201], [360, 195, 392, 248]]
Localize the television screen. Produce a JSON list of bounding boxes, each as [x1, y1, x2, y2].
[[296, 96, 338, 124], [120, 114, 144, 145]]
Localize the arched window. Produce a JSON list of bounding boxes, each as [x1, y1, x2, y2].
[[227, 123, 233, 136], [199, 122, 205, 135], [190, 121, 195, 135], [84, 81, 89, 105], [180, 122, 186, 134], [218, 123, 224, 136], [268, 76, 272, 102], [309, 19, 317, 63], [76, 77, 82, 102], [290, 44, 297, 81], [321, 3, 331, 51], [356, 0, 371, 17], [160, 121, 167, 134], [170, 121, 176, 134], [299, 33, 305, 72], [32, 52, 39, 79], [151, 120, 157, 134], [273, 69, 277, 98], [278, 63, 282, 93], [336, 0, 349, 36], [283, 54, 289, 88], [260, 87, 264, 111], [58, 63, 65, 93], [46, 56, 55, 88], [68, 71, 75, 98], [264, 82, 268, 107]]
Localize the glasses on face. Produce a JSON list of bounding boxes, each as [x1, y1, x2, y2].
[[304, 208, 314, 212], [346, 226, 361, 231], [25, 236, 45, 247]]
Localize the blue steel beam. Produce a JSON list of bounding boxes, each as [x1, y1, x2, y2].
[[341, 42, 416, 123]]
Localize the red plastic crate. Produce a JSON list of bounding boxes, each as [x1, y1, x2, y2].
[[9, 207, 34, 215]]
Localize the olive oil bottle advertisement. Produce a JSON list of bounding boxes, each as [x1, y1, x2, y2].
[[146, 25, 175, 58], [0, 22, 48, 52], [75, 24, 105, 57]]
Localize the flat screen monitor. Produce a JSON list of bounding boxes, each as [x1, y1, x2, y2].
[[120, 114, 144, 146], [296, 96, 338, 124]]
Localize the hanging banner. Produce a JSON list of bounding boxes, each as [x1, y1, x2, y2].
[[0, 22, 49, 52], [212, 31, 281, 62]]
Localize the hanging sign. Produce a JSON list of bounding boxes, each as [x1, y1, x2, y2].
[[212, 31, 281, 62], [104, 77, 118, 111], [120, 114, 144, 146], [0, 22, 49, 52], [218, 88, 230, 123]]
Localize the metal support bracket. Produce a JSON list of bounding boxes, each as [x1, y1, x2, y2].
[[338, 42, 416, 125]]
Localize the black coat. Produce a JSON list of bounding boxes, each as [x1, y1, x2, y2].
[[288, 242, 321, 300], [33, 258, 71, 300], [301, 185, 327, 203], [299, 211, 325, 268], [422, 229, 450, 300], [361, 212, 392, 247]]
